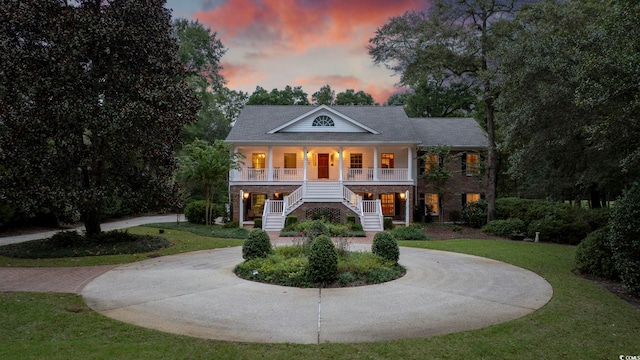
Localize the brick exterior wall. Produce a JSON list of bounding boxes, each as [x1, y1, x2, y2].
[[416, 150, 486, 222], [230, 184, 413, 223]]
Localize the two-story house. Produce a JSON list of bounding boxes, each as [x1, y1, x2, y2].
[[225, 105, 487, 231]]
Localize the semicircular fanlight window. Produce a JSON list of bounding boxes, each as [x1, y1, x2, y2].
[[312, 115, 335, 127]]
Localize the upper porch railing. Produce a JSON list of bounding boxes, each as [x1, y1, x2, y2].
[[232, 167, 410, 182]]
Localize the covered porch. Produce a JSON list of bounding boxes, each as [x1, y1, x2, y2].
[[230, 145, 415, 183]]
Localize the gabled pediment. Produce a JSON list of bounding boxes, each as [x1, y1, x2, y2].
[[267, 105, 380, 134]]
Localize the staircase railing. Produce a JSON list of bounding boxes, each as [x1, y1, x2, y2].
[[282, 185, 304, 217], [342, 186, 365, 225]]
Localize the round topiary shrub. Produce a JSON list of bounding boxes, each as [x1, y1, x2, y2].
[[308, 234, 338, 283], [309, 220, 329, 240], [608, 182, 640, 296], [575, 227, 617, 280], [372, 232, 400, 264], [242, 229, 272, 260]]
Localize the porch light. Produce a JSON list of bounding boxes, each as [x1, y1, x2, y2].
[[399, 192, 406, 200], [243, 192, 250, 199]]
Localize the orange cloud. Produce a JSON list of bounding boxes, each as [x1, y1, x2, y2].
[[195, 0, 426, 55], [220, 62, 267, 89]]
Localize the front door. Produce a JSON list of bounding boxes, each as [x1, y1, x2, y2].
[[318, 154, 329, 179]]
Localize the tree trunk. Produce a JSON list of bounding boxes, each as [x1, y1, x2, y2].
[[83, 207, 102, 236], [590, 184, 602, 209], [485, 100, 497, 222]]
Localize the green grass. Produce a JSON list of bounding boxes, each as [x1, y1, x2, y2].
[[1, 232, 639, 359], [0, 226, 243, 267]]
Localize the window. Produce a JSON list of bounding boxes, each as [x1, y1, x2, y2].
[[381, 193, 395, 215], [312, 115, 334, 127], [466, 193, 480, 204], [424, 154, 439, 173], [381, 153, 394, 168], [350, 153, 363, 169], [465, 153, 480, 175], [252, 153, 265, 169], [284, 153, 296, 168], [425, 194, 439, 215]]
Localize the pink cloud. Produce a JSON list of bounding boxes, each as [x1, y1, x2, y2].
[[195, 0, 425, 55], [220, 62, 267, 89]]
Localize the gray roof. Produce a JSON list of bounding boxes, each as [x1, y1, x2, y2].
[[226, 105, 487, 149], [410, 118, 488, 149]]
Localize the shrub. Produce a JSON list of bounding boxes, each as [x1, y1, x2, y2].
[[350, 223, 364, 232], [223, 221, 239, 229], [253, 218, 262, 229], [372, 232, 400, 264], [527, 217, 590, 245], [285, 216, 298, 228], [346, 215, 356, 223], [383, 217, 394, 230], [575, 227, 617, 280], [0, 201, 14, 228], [308, 235, 338, 283], [608, 182, 640, 296], [390, 226, 427, 240], [49, 231, 86, 248], [184, 200, 209, 225], [242, 229, 272, 260], [462, 199, 487, 228], [309, 220, 329, 239], [449, 210, 461, 224], [482, 218, 526, 238]]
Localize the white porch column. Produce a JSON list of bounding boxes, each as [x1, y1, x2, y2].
[[231, 147, 239, 181], [405, 190, 410, 226], [407, 146, 413, 181], [267, 146, 273, 181], [338, 146, 343, 181], [239, 190, 244, 228], [373, 147, 379, 181], [303, 146, 308, 181]]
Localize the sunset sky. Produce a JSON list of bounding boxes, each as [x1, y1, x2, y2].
[[164, 0, 431, 104]]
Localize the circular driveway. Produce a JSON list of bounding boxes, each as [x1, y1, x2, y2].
[[82, 245, 553, 344]]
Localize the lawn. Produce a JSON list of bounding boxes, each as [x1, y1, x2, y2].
[[1, 228, 639, 359]]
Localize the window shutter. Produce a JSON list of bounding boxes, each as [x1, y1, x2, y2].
[[462, 193, 467, 208], [418, 156, 425, 175]]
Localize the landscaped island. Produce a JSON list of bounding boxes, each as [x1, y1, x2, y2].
[[234, 221, 405, 288]]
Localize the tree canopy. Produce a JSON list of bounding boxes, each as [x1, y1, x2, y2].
[[0, 0, 199, 234], [335, 89, 375, 106], [495, 0, 640, 203], [246, 85, 310, 105]]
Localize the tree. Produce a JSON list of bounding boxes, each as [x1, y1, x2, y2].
[[246, 85, 309, 105], [312, 85, 335, 105], [0, 0, 199, 235], [385, 92, 411, 106], [495, 0, 640, 204], [368, 0, 533, 222], [174, 19, 236, 142], [404, 77, 478, 118], [177, 140, 242, 226], [335, 89, 375, 106], [173, 18, 226, 92]]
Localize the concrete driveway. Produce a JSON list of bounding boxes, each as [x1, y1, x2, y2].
[[82, 244, 553, 344]]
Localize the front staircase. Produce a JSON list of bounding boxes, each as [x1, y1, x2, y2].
[[261, 182, 383, 232]]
